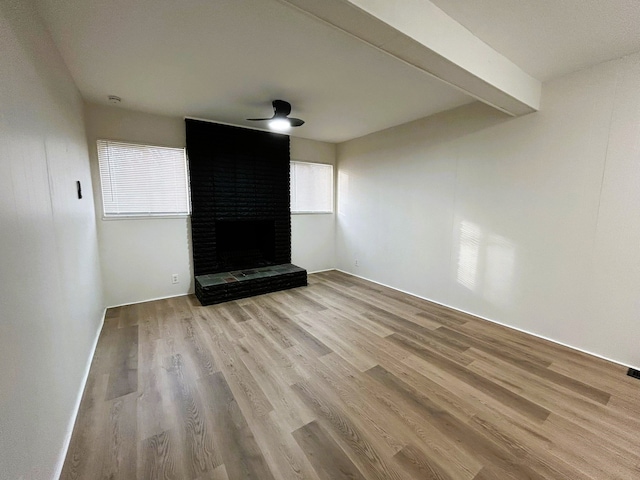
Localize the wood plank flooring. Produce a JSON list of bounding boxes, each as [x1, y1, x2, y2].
[[61, 271, 640, 479]]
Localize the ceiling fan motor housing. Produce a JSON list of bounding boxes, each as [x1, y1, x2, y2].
[[272, 100, 292, 117], [247, 100, 304, 127]]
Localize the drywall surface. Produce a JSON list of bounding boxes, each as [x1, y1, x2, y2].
[[84, 103, 193, 307], [336, 53, 640, 369], [0, 2, 104, 479], [291, 137, 337, 272], [85, 105, 337, 306]]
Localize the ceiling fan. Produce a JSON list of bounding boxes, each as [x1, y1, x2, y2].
[[247, 100, 305, 131]]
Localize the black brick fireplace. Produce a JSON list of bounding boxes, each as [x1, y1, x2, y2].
[[186, 119, 307, 305], [216, 219, 275, 271]]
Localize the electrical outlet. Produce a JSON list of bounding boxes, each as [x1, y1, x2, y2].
[[171, 274, 179, 284], [355, 259, 359, 267]]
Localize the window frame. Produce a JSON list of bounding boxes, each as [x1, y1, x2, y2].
[[290, 160, 334, 215], [96, 139, 191, 220]]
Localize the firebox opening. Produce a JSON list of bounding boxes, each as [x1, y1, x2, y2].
[[216, 220, 276, 271]]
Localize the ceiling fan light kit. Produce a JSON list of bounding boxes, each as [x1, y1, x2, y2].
[[269, 118, 291, 131], [248, 99, 305, 131]]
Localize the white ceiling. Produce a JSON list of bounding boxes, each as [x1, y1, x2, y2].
[[36, 0, 640, 143]]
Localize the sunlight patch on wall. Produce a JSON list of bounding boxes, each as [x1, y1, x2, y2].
[[484, 233, 516, 308], [456, 219, 516, 306], [457, 220, 481, 291]]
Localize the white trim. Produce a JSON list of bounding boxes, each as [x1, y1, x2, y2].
[[107, 292, 192, 309], [308, 268, 336, 274], [290, 159, 334, 166], [333, 269, 640, 371], [291, 211, 333, 215], [53, 307, 106, 479], [101, 214, 190, 221]]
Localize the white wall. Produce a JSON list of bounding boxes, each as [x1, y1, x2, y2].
[[85, 105, 337, 306], [336, 53, 640, 369], [291, 138, 336, 272], [84, 103, 193, 307], [0, 2, 104, 479]]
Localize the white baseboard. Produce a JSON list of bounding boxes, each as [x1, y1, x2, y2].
[[107, 292, 192, 309], [53, 307, 106, 479], [335, 269, 639, 372], [107, 273, 331, 308], [307, 268, 336, 274]]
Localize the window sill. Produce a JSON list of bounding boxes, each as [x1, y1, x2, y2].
[[101, 214, 190, 221], [291, 211, 334, 215]]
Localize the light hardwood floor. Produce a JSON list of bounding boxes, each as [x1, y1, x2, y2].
[[61, 270, 640, 479]]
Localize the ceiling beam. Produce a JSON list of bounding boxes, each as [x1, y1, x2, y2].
[[281, 0, 541, 116]]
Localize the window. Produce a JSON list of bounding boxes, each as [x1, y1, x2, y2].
[[290, 161, 334, 214], [97, 140, 190, 217]]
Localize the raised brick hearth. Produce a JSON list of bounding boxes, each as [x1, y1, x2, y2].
[[195, 264, 306, 305]]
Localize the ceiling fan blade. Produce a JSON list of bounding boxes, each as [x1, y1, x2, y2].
[[246, 117, 273, 121], [289, 118, 305, 127]]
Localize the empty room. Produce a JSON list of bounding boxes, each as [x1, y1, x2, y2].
[[2, 0, 640, 479]]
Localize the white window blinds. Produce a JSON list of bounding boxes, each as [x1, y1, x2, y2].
[[97, 140, 190, 217], [290, 161, 333, 213]]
